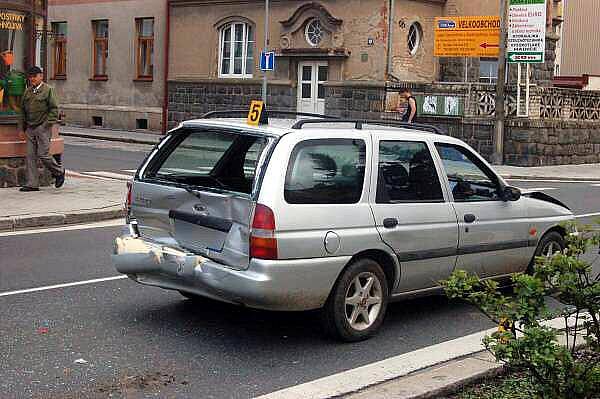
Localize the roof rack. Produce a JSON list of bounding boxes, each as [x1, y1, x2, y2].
[[200, 110, 340, 120], [290, 119, 443, 135]]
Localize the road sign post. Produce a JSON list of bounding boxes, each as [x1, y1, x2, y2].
[[260, 51, 275, 71], [262, 0, 270, 104], [493, 0, 509, 165]]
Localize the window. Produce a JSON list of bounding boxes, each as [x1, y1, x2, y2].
[[92, 20, 109, 79], [479, 58, 498, 84], [135, 18, 154, 80], [305, 19, 323, 47], [377, 141, 443, 203], [219, 22, 254, 78], [0, 10, 26, 116], [51, 22, 67, 79], [147, 129, 268, 195], [407, 22, 422, 56], [285, 139, 366, 204], [435, 143, 501, 202]]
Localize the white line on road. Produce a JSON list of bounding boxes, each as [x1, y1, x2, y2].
[[82, 171, 133, 180], [122, 169, 137, 173], [592, 184, 600, 187], [0, 219, 125, 237], [575, 212, 600, 219], [0, 275, 128, 298], [517, 187, 558, 192]]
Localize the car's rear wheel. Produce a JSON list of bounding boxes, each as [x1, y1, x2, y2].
[[321, 258, 389, 342], [528, 231, 566, 274]]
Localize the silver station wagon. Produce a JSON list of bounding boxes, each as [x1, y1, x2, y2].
[[113, 115, 574, 341]]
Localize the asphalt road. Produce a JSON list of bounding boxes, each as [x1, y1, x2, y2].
[[1, 136, 598, 398]]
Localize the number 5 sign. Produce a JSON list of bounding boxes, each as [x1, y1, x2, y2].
[[247, 100, 264, 126]]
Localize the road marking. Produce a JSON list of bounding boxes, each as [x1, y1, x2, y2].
[[122, 169, 137, 173], [0, 276, 128, 298], [517, 187, 558, 192], [81, 171, 133, 181], [592, 184, 600, 187], [257, 315, 578, 399], [0, 219, 125, 237], [575, 212, 600, 219]]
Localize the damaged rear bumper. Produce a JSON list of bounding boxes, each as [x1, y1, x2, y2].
[[112, 233, 349, 311]]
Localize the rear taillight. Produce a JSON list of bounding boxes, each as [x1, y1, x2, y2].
[[250, 204, 278, 260], [125, 181, 133, 216]]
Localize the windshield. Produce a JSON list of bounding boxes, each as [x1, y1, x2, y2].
[[145, 128, 269, 195]]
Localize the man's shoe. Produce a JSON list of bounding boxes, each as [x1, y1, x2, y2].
[[55, 172, 65, 188], [19, 186, 40, 192]]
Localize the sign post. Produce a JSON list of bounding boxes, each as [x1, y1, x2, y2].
[[261, 0, 270, 104], [493, 0, 509, 165], [507, 0, 547, 64], [260, 51, 275, 71]]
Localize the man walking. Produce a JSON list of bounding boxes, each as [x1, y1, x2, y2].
[[19, 66, 65, 192]]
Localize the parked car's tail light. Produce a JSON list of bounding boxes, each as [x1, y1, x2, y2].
[[125, 181, 133, 217], [250, 204, 278, 260]]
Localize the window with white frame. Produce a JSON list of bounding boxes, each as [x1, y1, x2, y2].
[[479, 58, 498, 84], [219, 22, 254, 78]]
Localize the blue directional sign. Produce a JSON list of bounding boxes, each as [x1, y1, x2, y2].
[[260, 51, 275, 71]]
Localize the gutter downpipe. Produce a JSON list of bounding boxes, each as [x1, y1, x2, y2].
[[386, 0, 395, 80], [162, 0, 171, 135]]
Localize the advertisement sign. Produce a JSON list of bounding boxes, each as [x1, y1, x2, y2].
[[434, 16, 500, 58], [507, 0, 547, 63], [0, 11, 25, 31]]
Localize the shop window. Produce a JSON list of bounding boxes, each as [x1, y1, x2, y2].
[[92, 20, 109, 79], [479, 58, 498, 84], [408, 22, 422, 56], [52, 22, 67, 79], [135, 18, 154, 80], [219, 22, 254, 78], [0, 10, 27, 116]]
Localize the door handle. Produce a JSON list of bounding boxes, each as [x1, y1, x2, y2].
[[464, 214, 476, 224], [383, 218, 399, 229]]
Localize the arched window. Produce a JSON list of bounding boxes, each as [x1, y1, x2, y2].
[[407, 22, 422, 56], [219, 22, 254, 78]]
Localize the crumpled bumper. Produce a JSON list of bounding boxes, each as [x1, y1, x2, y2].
[[112, 233, 349, 311]]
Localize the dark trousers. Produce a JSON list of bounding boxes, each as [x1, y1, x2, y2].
[[25, 124, 64, 188]]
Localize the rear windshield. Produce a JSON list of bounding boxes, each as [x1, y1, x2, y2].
[[144, 128, 269, 195]]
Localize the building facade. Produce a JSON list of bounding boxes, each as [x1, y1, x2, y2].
[[556, 0, 600, 76], [167, 0, 564, 128], [48, 0, 166, 132]]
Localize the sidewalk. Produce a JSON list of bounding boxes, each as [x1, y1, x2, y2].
[[0, 172, 126, 232], [59, 126, 600, 181]]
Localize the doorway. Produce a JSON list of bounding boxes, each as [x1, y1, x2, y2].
[[297, 61, 328, 114]]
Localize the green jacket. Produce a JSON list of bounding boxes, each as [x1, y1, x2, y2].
[[20, 82, 59, 129]]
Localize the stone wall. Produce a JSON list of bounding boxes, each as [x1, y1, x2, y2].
[[324, 82, 386, 119], [0, 158, 53, 188], [167, 80, 296, 129]]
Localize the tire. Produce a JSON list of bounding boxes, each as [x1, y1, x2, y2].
[[321, 258, 389, 342], [528, 231, 566, 274]]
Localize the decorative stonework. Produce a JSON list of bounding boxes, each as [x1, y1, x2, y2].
[[0, 157, 52, 188], [279, 2, 343, 50]]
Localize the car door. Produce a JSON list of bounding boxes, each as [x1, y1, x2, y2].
[[434, 142, 532, 278], [370, 136, 459, 293]]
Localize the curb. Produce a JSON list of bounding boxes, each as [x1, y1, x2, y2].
[[500, 174, 600, 182], [60, 131, 160, 146], [0, 207, 125, 232], [342, 351, 504, 399]]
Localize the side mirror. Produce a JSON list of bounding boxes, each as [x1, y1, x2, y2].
[[502, 186, 521, 202]]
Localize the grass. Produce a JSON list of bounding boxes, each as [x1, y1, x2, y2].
[[446, 371, 538, 399]]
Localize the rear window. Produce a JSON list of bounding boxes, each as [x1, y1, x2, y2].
[[285, 139, 366, 204], [145, 129, 268, 195]]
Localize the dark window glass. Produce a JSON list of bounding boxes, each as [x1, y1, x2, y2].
[[435, 143, 501, 202], [377, 141, 444, 203], [302, 66, 312, 81], [285, 139, 366, 204], [146, 129, 268, 195]]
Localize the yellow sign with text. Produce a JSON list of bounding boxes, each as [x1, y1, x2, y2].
[[247, 100, 264, 126], [434, 16, 500, 58], [0, 11, 25, 30]]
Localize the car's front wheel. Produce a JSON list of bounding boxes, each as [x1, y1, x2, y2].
[[321, 258, 389, 342], [528, 230, 566, 274]]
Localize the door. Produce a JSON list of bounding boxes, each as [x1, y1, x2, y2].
[[297, 61, 328, 114], [370, 137, 459, 293], [434, 143, 532, 278]]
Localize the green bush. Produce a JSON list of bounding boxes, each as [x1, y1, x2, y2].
[[442, 222, 600, 399]]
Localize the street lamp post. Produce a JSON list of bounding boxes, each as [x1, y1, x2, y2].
[[262, 0, 270, 104], [493, 0, 509, 165]]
